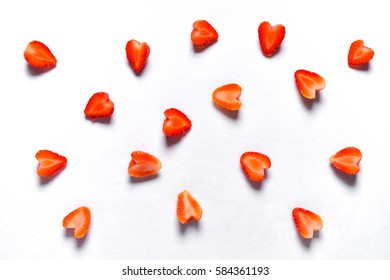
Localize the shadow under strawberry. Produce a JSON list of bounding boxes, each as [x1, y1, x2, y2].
[[84, 115, 113, 125], [297, 230, 321, 249], [129, 173, 160, 184], [296, 85, 322, 111], [242, 170, 266, 191], [178, 219, 201, 234], [213, 103, 239, 119], [38, 170, 65, 187], [164, 133, 190, 147], [64, 228, 89, 248], [349, 63, 371, 71], [26, 64, 56, 76], [330, 165, 358, 187]]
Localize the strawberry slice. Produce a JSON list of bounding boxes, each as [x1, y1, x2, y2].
[[191, 20, 218, 48], [24, 41, 57, 68], [177, 190, 203, 224], [329, 147, 362, 175], [294, 69, 325, 99], [84, 92, 114, 119], [292, 207, 323, 239], [125, 39, 150, 73], [348, 40, 374, 66], [35, 150, 67, 177], [163, 108, 192, 137], [128, 151, 162, 178], [240, 152, 271, 182], [63, 206, 91, 239], [212, 83, 242, 111], [258, 21, 286, 57]]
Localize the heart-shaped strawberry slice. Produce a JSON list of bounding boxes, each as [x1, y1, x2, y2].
[[329, 147, 362, 175], [258, 21, 286, 57], [348, 39, 374, 67], [35, 149, 67, 177], [191, 20, 218, 48], [24, 40, 57, 68], [292, 207, 323, 239], [212, 83, 242, 111], [128, 151, 162, 178], [294, 69, 326, 99], [176, 190, 203, 224], [126, 39, 150, 73], [163, 108, 192, 137], [84, 92, 114, 120], [240, 151, 271, 182], [63, 206, 91, 239]]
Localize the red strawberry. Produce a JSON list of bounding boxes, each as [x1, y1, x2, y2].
[[292, 207, 323, 239], [212, 83, 242, 111], [240, 152, 271, 182], [348, 40, 374, 67], [329, 147, 362, 175], [128, 151, 162, 178], [191, 20, 218, 48], [294, 69, 325, 99], [258, 21, 286, 57], [35, 150, 67, 177], [63, 206, 91, 239], [84, 92, 114, 119], [125, 39, 150, 73], [24, 41, 57, 68], [177, 190, 203, 224], [163, 108, 192, 137]]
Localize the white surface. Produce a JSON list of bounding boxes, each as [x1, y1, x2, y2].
[[1, 0, 390, 260]]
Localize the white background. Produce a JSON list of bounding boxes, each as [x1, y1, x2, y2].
[[0, 0, 390, 260]]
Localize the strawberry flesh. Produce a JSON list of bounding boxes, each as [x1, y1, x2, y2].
[[240, 152, 271, 182], [177, 190, 203, 224], [63, 206, 91, 239], [128, 151, 162, 178], [84, 92, 114, 119], [163, 108, 192, 137], [126, 40, 150, 73], [329, 147, 362, 175], [24, 41, 57, 68], [191, 20, 218, 48], [258, 21, 286, 57], [293, 207, 323, 239], [212, 83, 242, 110], [35, 150, 67, 177], [348, 39, 374, 66], [294, 69, 325, 99]]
